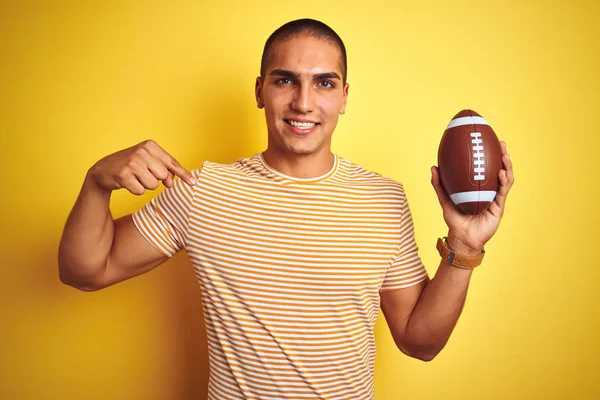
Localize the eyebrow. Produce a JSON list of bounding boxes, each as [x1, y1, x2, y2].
[[269, 69, 341, 81]]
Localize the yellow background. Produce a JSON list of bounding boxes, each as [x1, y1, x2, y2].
[[1, 1, 598, 399]]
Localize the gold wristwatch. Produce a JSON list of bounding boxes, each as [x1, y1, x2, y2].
[[436, 237, 485, 269]]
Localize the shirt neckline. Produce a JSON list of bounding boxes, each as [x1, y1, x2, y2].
[[258, 152, 339, 183]]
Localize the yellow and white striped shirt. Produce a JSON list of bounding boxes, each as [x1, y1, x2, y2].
[[133, 153, 428, 399]]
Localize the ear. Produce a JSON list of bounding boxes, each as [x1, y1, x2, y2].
[[255, 77, 265, 109], [339, 82, 349, 115]]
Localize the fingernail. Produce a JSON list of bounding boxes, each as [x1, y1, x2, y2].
[[190, 176, 197, 185]]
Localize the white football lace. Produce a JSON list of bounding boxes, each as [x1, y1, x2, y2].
[[471, 132, 485, 181]]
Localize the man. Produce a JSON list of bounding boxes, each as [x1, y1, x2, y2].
[[59, 18, 514, 399]]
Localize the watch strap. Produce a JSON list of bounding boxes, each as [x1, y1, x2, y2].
[[436, 237, 485, 269]]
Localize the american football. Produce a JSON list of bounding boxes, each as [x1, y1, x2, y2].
[[437, 109, 503, 215]]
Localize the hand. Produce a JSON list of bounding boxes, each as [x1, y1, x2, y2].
[[88, 140, 196, 195], [431, 141, 514, 255]]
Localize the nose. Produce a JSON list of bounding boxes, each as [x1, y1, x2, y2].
[[291, 82, 315, 113]]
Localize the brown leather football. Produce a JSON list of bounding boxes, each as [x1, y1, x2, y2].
[[438, 109, 503, 215]]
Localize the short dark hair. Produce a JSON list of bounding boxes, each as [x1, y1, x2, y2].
[[260, 19, 347, 84]]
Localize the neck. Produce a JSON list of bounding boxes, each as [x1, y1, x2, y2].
[[262, 147, 335, 179]]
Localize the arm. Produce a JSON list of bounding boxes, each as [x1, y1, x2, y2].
[[381, 141, 514, 361], [58, 140, 196, 291], [380, 237, 477, 361]]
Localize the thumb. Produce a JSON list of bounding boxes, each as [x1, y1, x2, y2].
[[431, 166, 451, 208]]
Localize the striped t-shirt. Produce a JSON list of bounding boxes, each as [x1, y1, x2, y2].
[[132, 153, 429, 400]]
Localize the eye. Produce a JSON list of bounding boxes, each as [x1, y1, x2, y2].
[[318, 80, 335, 88], [275, 78, 294, 85]]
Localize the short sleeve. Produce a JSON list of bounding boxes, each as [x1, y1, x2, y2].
[[380, 192, 429, 291], [131, 168, 200, 257]]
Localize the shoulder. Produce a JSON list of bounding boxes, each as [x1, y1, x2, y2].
[[198, 154, 264, 179], [336, 156, 407, 200]]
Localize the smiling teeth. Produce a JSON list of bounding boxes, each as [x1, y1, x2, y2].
[[289, 120, 316, 128]]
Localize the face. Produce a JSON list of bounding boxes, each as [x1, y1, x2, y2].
[[255, 36, 349, 158]]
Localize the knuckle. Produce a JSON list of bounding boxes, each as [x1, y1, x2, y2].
[[153, 171, 167, 181], [129, 184, 145, 195], [134, 146, 148, 158], [127, 159, 139, 169], [115, 171, 129, 183], [155, 166, 169, 180], [170, 157, 180, 168], [139, 139, 156, 149], [147, 180, 160, 190]]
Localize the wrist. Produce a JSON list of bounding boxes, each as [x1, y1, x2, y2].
[[84, 167, 112, 198], [446, 233, 483, 257]]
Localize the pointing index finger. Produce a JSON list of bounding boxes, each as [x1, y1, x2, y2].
[[166, 156, 196, 186], [144, 141, 196, 186]]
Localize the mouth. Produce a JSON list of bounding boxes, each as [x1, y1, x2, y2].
[[284, 119, 320, 134]]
